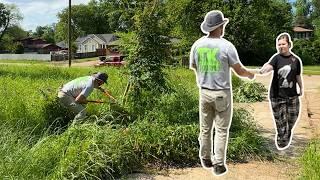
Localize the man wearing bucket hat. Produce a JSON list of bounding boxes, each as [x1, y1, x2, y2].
[[58, 72, 115, 120], [190, 10, 255, 176]]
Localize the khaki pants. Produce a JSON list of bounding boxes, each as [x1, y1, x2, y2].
[[57, 91, 86, 120], [199, 89, 232, 165]]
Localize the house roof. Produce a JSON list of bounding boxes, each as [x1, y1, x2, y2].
[[75, 34, 116, 45], [29, 44, 60, 49], [293, 27, 313, 32], [56, 41, 67, 48], [95, 34, 116, 44]]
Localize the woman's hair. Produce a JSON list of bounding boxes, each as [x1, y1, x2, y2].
[[277, 33, 292, 47]]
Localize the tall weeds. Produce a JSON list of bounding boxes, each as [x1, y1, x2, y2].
[[0, 65, 271, 179]]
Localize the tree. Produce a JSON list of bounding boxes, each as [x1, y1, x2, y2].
[[294, 0, 312, 28], [311, 0, 320, 37], [99, 0, 146, 32], [120, 0, 170, 113], [55, 1, 111, 43], [33, 24, 56, 43], [0, 25, 27, 52], [0, 3, 22, 44], [165, 0, 293, 65]]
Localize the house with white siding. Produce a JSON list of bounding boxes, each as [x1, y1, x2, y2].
[[57, 34, 117, 53], [75, 34, 117, 53]]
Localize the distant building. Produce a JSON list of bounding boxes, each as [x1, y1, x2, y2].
[[293, 27, 313, 40], [57, 34, 118, 55], [76, 34, 117, 53], [18, 37, 61, 54]]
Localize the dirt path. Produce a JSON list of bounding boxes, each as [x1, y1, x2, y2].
[[124, 74, 320, 180]]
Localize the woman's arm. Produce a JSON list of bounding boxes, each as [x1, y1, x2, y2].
[[296, 75, 303, 96], [259, 63, 274, 74]]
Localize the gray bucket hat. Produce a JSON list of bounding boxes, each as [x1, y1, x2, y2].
[[94, 72, 108, 84], [201, 10, 229, 33]]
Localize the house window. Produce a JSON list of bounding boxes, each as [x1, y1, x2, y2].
[[92, 45, 96, 52], [84, 45, 87, 52], [79, 45, 81, 52]]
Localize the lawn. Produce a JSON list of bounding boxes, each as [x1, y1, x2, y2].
[[303, 66, 320, 75], [0, 57, 97, 65]]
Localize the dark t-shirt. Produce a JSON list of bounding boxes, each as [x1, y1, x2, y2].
[[269, 53, 301, 98]]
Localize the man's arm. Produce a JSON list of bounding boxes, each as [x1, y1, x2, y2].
[[296, 75, 303, 96], [230, 63, 254, 79], [75, 94, 88, 104]]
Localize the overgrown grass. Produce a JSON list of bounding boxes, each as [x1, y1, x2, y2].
[[300, 140, 320, 179], [0, 65, 271, 179]]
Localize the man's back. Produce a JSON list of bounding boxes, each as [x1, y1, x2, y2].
[[190, 37, 239, 90], [61, 76, 94, 98]]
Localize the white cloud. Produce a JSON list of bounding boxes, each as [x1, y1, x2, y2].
[[1, 0, 90, 31]]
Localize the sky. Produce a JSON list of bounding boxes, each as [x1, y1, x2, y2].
[[0, 0, 91, 31], [1, 0, 297, 32]]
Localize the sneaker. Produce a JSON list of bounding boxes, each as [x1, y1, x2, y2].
[[213, 164, 227, 176], [201, 159, 213, 168], [277, 139, 290, 149]]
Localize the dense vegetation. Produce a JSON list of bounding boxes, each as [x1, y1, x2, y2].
[[1, 0, 320, 65], [0, 65, 270, 179]]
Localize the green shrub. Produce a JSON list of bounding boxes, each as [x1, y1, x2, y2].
[[232, 76, 267, 103], [228, 108, 272, 161], [293, 39, 315, 65]]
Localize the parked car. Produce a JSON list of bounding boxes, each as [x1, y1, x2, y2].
[[95, 55, 126, 67]]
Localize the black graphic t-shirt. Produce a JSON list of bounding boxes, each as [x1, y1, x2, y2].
[[269, 53, 301, 98]]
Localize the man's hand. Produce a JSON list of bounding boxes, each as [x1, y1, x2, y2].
[[75, 94, 88, 104], [248, 73, 255, 80], [99, 88, 117, 103], [97, 87, 105, 93]]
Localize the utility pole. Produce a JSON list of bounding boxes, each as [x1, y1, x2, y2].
[[68, 0, 72, 67]]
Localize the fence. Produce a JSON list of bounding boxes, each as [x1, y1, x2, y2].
[[51, 52, 98, 61], [0, 54, 51, 61]]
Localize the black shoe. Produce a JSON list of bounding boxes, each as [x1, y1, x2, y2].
[[201, 159, 213, 168], [277, 139, 289, 149], [213, 164, 227, 175]]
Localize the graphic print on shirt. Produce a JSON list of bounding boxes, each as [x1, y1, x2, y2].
[[278, 64, 293, 88], [197, 47, 221, 73]]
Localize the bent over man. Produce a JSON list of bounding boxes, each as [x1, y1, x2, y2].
[[58, 72, 114, 120]]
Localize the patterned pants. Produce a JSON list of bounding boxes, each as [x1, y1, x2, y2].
[[270, 96, 300, 142]]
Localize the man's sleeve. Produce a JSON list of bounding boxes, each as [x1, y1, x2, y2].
[[227, 44, 240, 65], [189, 43, 197, 69], [80, 79, 94, 97]]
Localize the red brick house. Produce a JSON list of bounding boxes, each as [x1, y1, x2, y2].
[[18, 37, 61, 54]]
